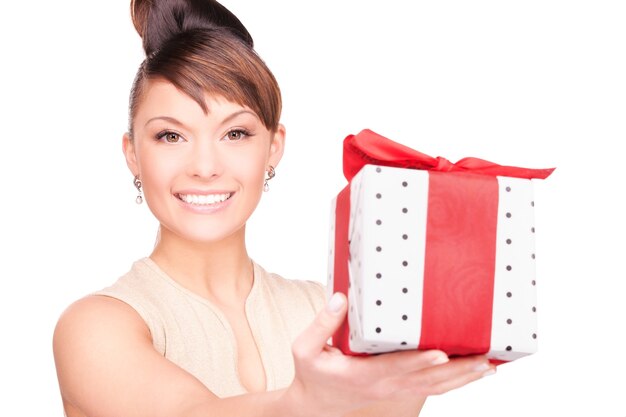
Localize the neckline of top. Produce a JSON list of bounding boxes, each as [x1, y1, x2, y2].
[[138, 256, 271, 393], [138, 256, 263, 310]]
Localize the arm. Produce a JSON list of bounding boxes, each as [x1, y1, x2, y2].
[[53, 293, 493, 417], [53, 296, 297, 417], [344, 398, 426, 417]]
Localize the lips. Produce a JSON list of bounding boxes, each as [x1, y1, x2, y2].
[[175, 192, 232, 205]]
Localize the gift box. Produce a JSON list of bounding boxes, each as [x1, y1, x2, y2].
[[327, 129, 554, 363]]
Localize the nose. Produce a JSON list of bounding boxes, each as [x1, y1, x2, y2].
[[187, 139, 222, 180]]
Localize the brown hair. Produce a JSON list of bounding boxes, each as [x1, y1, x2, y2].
[[128, 0, 282, 137]]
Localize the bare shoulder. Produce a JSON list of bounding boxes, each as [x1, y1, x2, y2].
[[52, 295, 150, 412], [54, 294, 149, 344], [53, 295, 213, 417]]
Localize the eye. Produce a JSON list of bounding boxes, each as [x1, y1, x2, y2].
[[223, 129, 252, 142], [156, 130, 184, 143]]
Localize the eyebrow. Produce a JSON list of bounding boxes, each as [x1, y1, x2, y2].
[[144, 110, 258, 127]]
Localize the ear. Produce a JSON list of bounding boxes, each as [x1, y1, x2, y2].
[[122, 132, 140, 176], [268, 123, 286, 168]]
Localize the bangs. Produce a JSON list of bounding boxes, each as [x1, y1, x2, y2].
[[130, 28, 281, 134]]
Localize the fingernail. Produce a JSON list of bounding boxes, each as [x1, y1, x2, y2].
[[473, 362, 490, 372], [431, 353, 449, 365], [482, 369, 496, 377], [326, 293, 345, 314]]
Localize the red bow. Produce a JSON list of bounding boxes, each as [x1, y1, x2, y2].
[[343, 129, 555, 181]]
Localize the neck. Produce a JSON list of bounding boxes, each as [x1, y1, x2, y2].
[[149, 224, 253, 306]]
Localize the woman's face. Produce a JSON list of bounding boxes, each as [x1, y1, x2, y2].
[[123, 79, 284, 244]]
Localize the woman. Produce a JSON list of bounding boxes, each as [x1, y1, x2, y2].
[[53, 0, 496, 415]]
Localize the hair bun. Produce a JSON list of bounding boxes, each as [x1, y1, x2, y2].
[[130, 0, 253, 56]]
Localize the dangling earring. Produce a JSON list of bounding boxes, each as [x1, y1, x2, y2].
[[134, 175, 143, 204], [263, 165, 275, 192]]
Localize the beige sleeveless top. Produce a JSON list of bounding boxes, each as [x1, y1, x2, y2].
[[94, 257, 327, 398]]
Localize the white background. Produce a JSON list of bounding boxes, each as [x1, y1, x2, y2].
[[1, 0, 624, 415]]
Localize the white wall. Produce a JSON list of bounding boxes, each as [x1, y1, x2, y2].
[[0, 0, 624, 415]]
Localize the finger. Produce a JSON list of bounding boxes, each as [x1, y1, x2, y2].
[[428, 362, 496, 395], [431, 368, 496, 395], [398, 355, 495, 396], [350, 349, 450, 380], [292, 292, 348, 358]]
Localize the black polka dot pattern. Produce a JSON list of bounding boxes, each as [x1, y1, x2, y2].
[[336, 165, 429, 353], [326, 166, 539, 359], [487, 177, 539, 361]]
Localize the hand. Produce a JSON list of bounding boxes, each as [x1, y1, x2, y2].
[[284, 292, 496, 417]]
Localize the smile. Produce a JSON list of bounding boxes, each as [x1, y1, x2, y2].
[[176, 192, 232, 205]]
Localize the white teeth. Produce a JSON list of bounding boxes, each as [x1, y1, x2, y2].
[[179, 193, 231, 205]]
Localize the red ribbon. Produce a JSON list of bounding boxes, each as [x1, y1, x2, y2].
[[418, 171, 498, 356], [332, 186, 356, 354], [343, 129, 555, 181], [332, 129, 554, 359]]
